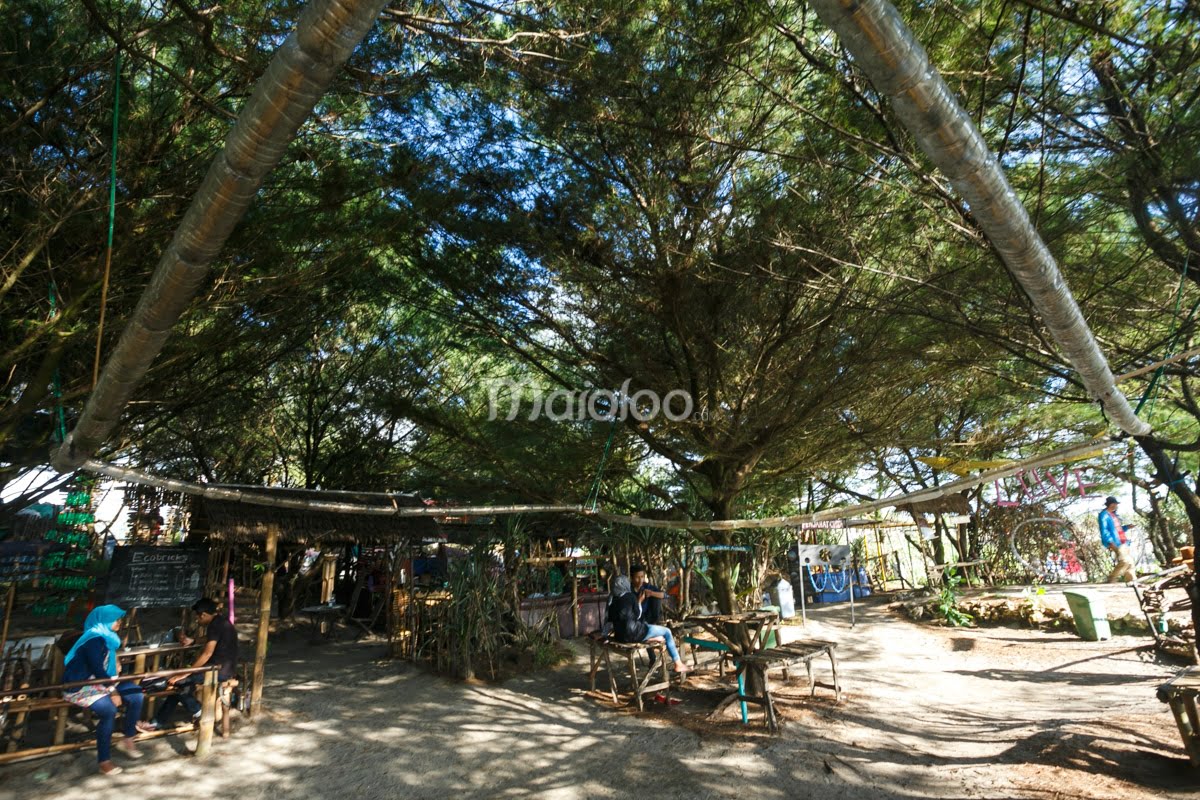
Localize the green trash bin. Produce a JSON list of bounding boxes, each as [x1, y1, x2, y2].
[[1063, 590, 1111, 641]]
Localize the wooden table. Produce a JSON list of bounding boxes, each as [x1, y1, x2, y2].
[[119, 642, 199, 669], [300, 604, 347, 640], [682, 611, 779, 658], [1158, 665, 1200, 766], [681, 612, 778, 722]]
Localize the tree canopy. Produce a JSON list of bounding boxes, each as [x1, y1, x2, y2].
[[3, 0, 1198, 584]]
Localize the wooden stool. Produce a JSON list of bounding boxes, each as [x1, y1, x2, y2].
[[717, 640, 841, 733], [588, 637, 673, 711]]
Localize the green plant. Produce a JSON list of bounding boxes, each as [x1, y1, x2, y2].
[[1018, 586, 1047, 624], [937, 569, 974, 627]]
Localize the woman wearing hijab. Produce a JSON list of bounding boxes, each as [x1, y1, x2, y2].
[[62, 605, 148, 774], [606, 575, 688, 674]]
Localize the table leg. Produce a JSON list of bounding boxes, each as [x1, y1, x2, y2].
[[1169, 696, 1200, 766], [737, 665, 748, 724], [659, 646, 671, 699], [763, 670, 778, 733], [828, 648, 842, 701], [627, 653, 642, 711], [603, 647, 619, 705]]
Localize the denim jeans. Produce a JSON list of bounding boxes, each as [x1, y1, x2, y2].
[[642, 624, 680, 663], [153, 674, 202, 724], [92, 682, 144, 763]]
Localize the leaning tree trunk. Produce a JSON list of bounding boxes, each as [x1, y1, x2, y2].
[[806, 0, 1148, 439], [1135, 435, 1200, 660]]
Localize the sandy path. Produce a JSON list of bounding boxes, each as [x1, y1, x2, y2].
[[1, 597, 1193, 800]]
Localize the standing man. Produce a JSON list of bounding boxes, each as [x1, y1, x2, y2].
[[146, 598, 238, 729], [1098, 496, 1136, 583]]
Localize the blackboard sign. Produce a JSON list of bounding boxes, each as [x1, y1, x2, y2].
[[106, 546, 208, 608]]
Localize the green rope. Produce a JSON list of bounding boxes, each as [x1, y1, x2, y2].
[[48, 282, 67, 445], [1134, 253, 1194, 418], [106, 50, 121, 250], [585, 417, 619, 512]]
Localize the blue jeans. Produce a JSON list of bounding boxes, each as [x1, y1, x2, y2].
[[92, 682, 144, 763], [153, 674, 201, 724], [642, 625, 680, 663]]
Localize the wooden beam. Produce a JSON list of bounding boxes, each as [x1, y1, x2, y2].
[[250, 526, 277, 718]]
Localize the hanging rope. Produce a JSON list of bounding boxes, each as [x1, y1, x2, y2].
[[92, 49, 122, 388], [48, 281, 67, 445], [584, 417, 619, 512]]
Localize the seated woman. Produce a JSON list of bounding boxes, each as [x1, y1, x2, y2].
[[62, 605, 149, 775], [606, 575, 688, 674]]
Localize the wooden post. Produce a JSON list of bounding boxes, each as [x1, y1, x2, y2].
[[52, 650, 67, 745], [320, 553, 337, 604], [571, 568, 579, 638], [0, 583, 15, 658], [682, 547, 690, 612], [250, 527, 277, 718], [194, 669, 218, 758], [126, 608, 143, 644]]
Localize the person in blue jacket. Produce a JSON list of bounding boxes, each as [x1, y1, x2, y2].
[[62, 605, 148, 774], [1097, 496, 1136, 583]]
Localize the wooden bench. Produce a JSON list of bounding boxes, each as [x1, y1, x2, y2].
[[717, 640, 842, 733], [0, 665, 223, 763], [1157, 665, 1200, 766], [587, 637, 674, 711]]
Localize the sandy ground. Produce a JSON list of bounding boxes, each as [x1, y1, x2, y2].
[[1, 595, 1195, 800]]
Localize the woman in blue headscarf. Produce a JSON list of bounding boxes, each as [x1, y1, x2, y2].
[[62, 605, 147, 774]]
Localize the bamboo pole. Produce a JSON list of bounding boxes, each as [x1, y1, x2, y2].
[[1, 665, 216, 700], [808, 0, 1149, 438], [249, 526, 276, 718], [83, 461, 584, 518], [195, 668, 218, 758], [84, 438, 1112, 534], [0, 583, 15, 659], [52, 650, 66, 745], [571, 569, 579, 638], [1115, 345, 1200, 383], [0, 723, 198, 765]]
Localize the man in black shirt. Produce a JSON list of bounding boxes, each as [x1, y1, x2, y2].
[[147, 598, 238, 728], [631, 565, 665, 625]]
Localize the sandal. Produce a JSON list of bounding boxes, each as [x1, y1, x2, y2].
[[116, 739, 144, 759]]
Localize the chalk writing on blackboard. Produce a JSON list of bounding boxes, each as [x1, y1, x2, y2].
[[106, 546, 208, 608]]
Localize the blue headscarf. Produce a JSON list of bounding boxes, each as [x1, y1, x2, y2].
[[63, 605, 126, 677]]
